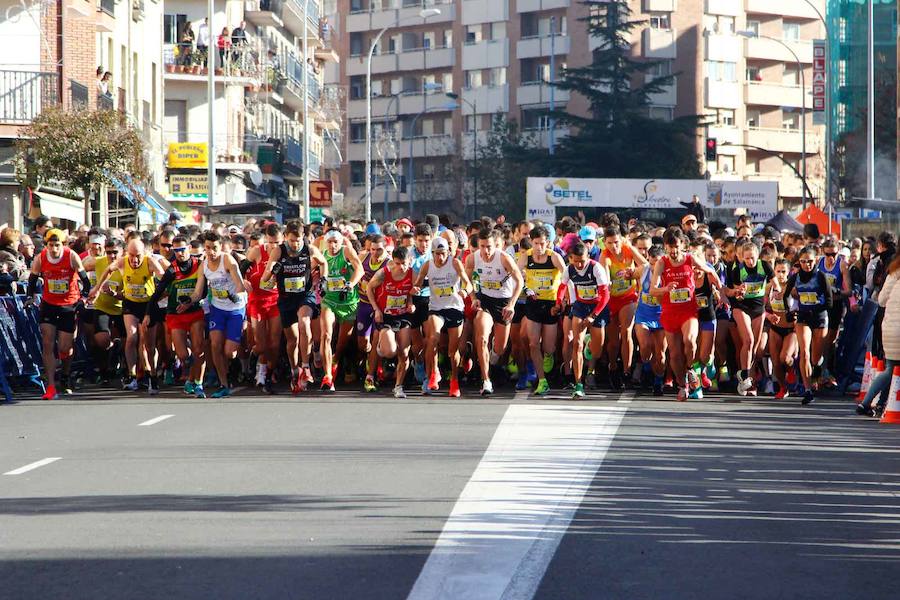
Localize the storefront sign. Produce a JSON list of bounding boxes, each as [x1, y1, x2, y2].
[[309, 180, 333, 207], [167, 143, 208, 169], [169, 174, 208, 199]]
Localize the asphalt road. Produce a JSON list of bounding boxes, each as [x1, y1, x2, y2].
[[0, 387, 897, 600]]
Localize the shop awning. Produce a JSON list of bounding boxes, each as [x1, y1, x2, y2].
[[34, 191, 84, 224]]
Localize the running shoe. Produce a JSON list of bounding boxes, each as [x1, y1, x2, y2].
[[262, 377, 276, 395], [292, 372, 302, 394], [41, 385, 58, 401], [676, 387, 687, 402], [211, 386, 231, 398], [364, 376, 377, 393], [184, 380, 196, 395], [856, 404, 875, 417], [542, 353, 555, 374], [313, 351, 323, 371], [700, 371, 712, 390], [801, 390, 815, 406], [164, 368, 175, 387], [786, 367, 797, 386], [422, 378, 431, 395], [562, 381, 576, 391], [653, 376, 664, 397], [586, 371, 597, 390], [449, 379, 461, 398], [481, 380, 494, 396], [428, 370, 440, 391], [688, 387, 703, 400], [195, 385, 206, 399], [123, 377, 139, 391], [516, 374, 529, 391], [320, 376, 335, 393], [534, 378, 550, 396], [686, 370, 700, 392], [572, 383, 585, 399], [148, 377, 160, 396], [774, 388, 788, 400], [737, 376, 753, 397], [526, 360, 537, 383], [59, 376, 73, 395], [393, 385, 406, 399], [414, 361, 426, 384]]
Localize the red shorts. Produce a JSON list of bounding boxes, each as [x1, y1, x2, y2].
[[166, 310, 204, 331], [463, 294, 477, 321], [247, 300, 279, 321], [661, 309, 697, 334], [607, 292, 638, 316]]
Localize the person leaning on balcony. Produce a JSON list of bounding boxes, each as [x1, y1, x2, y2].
[[179, 23, 195, 66], [196, 18, 210, 62], [218, 28, 232, 69]]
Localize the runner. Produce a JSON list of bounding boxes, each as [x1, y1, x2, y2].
[[517, 226, 566, 396], [692, 242, 722, 392], [261, 222, 328, 393], [562, 241, 610, 398], [725, 241, 775, 396], [633, 244, 666, 395], [415, 237, 472, 397], [781, 246, 833, 405], [366, 245, 416, 398], [601, 226, 648, 390], [148, 236, 208, 397], [89, 238, 167, 394], [765, 258, 798, 399], [650, 227, 723, 401], [357, 235, 390, 392], [408, 224, 433, 383], [89, 239, 125, 384], [466, 228, 524, 396], [320, 229, 364, 392], [79, 230, 106, 382], [25, 229, 91, 399], [245, 226, 281, 393], [182, 232, 250, 398], [818, 238, 850, 386]]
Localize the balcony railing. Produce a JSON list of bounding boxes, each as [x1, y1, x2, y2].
[[0, 70, 59, 123], [285, 55, 321, 101], [98, 0, 114, 16], [97, 93, 114, 110], [284, 136, 303, 166], [70, 80, 89, 109]]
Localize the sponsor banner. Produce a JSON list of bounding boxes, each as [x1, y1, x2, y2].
[[167, 143, 208, 169], [169, 174, 209, 198], [812, 39, 826, 112], [526, 177, 778, 222], [309, 180, 333, 207]]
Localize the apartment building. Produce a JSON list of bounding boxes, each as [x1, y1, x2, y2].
[[161, 0, 335, 222], [0, 0, 167, 228], [335, 0, 825, 219]]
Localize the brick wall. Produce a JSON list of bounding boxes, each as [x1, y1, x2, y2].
[[41, 0, 98, 110]]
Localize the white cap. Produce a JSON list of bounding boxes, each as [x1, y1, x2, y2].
[[432, 238, 449, 252]]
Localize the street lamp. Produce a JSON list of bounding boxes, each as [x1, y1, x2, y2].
[[407, 102, 459, 217], [737, 30, 809, 209], [445, 91, 478, 219], [798, 0, 830, 205], [365, 8, 441, 222]]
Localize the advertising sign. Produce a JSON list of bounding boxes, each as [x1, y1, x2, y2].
[[812, 39, 826, 125], [309, 180, 333, 207], [167, 143, 208, 169], [526, 178, 778, 222], [169, 174, 208, 199]]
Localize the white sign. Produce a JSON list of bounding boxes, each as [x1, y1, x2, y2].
[[526, 178, 779, 222]]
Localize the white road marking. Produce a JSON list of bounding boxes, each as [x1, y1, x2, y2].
[[407, 404, 627, 600], [4, 457, 62, 476], [618, 391, 635, 404], [137, 414, 175, 427]]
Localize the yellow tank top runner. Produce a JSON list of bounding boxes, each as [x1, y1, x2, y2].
[[525, 252, 561, 302], [122, 256, 155, 303]]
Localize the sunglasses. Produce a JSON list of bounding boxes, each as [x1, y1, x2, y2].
[[799, 259, 815, 264], [172, 247, 189, 253], [105, 250, 120, 255], [824, 252, 836, 257], [160, 243, 173, 249]]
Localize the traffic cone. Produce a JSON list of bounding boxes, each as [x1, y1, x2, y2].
[[880, 366, 900, 424], [857, 352, 873, 404]]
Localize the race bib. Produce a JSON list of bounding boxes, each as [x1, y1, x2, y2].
[[669, 288, 691, 304], [771, 298, 786, 313], [481, 280, 501, 291], [640, 292, 659, 307], [696, 295, 709, 309], [106, 281, 119, 295], [259, 277, 276, 291], [126, 283, 148, 299], [359, 279, 369, 294], [825, 273, 836, 289], [87, 271, 97, 286], [533, 274, 553, 291], [434, 285, 455, 297], [47, 279, 68, 294], [799, 291, 819, 306], [211, 287, 231, 300], [744, 280, 765, 298], [611, 278, 632, 295], [577, 284, 597, 301], [326, 277, 346, 293], [284, 276, 305, 292], [386, 294, 407, 312]]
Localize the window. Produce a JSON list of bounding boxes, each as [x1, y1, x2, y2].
[[423, 32, 434, 49], [490, 67, 507, 86], [350, 122, 366, 142], [522, 108, 550, 130], [746, 65, 761, 82], [490, 22, 506, 40], [783, 22, 800, 41], [351, 162, 365, 185], [349, 75, 364, 100], [782, 64, 799, 86], [163, 14, 187, 45], [647, 60, 672, 78], [746, 109, 761, 128], [649, 13, 671, 30], [422, 163, 435, 179], [746, 159, 759, 174], [350, 32, 363, 56], [718, 155, 735, 174], [648, 106, 674, 121], [745, 20, 760, 36], [782, 110, 800, 130], [465, 25, 481, 45], [443, 29, 452, 48], [466, 70, 482, 89], [706, 61, 736, 82], [718, 109, 735, 126]]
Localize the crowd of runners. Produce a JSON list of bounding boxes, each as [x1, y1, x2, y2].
[[3, 209, 898, 412]]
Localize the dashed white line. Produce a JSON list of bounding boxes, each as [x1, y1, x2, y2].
[[4, 457, 62, 475], [138, 414, 175, 427]]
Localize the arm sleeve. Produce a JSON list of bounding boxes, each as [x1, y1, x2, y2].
[[591, 286, 610, 316], [820, 272, 833, 309], [782, 273, 797, 301], [26, 273, 39, 297], [77, 270, 92, 296], [148, 268, 176, 306]]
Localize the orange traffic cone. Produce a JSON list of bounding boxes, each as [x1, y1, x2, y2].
[[880, 366, 900, 424], [858, 352, 873, 403]]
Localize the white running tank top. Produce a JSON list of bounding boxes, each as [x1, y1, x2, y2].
[[204, 256, 246, 311], [474, 249, 514, 299], [428, 258, 464, 312]]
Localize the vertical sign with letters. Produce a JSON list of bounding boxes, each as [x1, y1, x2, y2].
[[812, 40, 826, 121]]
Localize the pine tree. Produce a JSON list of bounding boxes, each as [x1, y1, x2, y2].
[[547, 0, 703, 179]]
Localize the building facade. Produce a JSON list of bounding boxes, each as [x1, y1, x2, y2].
[[334, 0, 826, 220]]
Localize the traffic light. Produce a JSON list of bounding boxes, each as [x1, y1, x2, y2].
[[705, 138, 717, 162]]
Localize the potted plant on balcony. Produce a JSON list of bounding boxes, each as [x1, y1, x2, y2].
[[165, 62, 176, 74]]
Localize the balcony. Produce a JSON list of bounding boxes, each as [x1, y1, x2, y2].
[[97, 93, 114, 111], [706, 125, 741, 147], [746, 0, 822, 19], [403, 134, 455, 158], [282, 0, 323, 41], [397, 45, 454, 70], [283, 137, 303, 179], [517, 81, 568, 106], [461, 0, 508, 25], [643, 0, 675, 10], [0, 71, 60, 124], [516, 0, 570, 12], [744, 82, 811, 109], [96, 0, 115, 31], [244, 0, 284, 27], [745, 127, 819, 155], [70, 80, 89, 109], [347, 0, 455, 33], [462, 39, 509, 71], [398, 91, 456, 115], [526, 127, 570, 148], [642, 28, 677, 59], [745, 37, 813, 64], [162, 45, 262, 85], [462, 84, 509, 114], [345, 52, 398, 77], [705, 0, 740, 15], [704, 78, 740, 109], [705, 33, 741, 62], [646, 76, 677, 106], [517, 34, 570, 59]]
